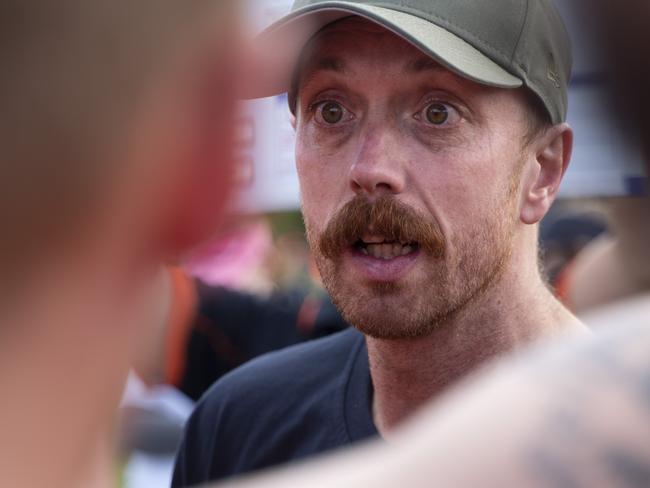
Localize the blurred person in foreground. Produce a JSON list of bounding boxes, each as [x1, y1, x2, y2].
[[0, 1, 240, 486], [173, 0, 587, 485], [206, 1, 650, 487]]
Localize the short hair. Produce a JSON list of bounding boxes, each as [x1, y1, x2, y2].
[[522, 89, 553, 145], [0, 0, 228, 280]]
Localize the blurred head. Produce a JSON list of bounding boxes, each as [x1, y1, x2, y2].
[[0, 0, 240, 305], [0, 1, 240, 486]]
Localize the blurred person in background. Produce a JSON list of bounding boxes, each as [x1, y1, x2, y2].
[[132, 215, 348, 402], [538, 199, 608, 291], [120, 214, 348, 474], [0, 0, 240, 486], [172, 0, 588, 485], [541, 0, 650, 316], [559, 197, 649, 314], [134, 270, 347, 404], [203, 1, 650, 486]]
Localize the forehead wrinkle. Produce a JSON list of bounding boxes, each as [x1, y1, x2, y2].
[[298, 55, 347, 94], [303, 27, 453, 80], [298, 40, 415, 96], [296, 19, 394, 91], [406, 56, 447, 74]]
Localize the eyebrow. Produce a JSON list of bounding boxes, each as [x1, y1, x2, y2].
[[302, 55, 446, 83]]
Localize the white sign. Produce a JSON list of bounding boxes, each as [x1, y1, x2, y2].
[[234, 0, 300, 213]]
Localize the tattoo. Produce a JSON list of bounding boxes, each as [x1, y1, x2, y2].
[[527, 446, 583, 488], [603, 448, 650, 488], [521, 319, 650, 487]]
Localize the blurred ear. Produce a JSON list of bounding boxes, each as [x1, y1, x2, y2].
[[290, 113, 297, 130], [520, 123, 573, 225], [151, 33, 240, 262], [162, 76, 237, 260]]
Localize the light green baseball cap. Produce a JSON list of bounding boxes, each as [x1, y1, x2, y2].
[[246, 0, 572, 124]]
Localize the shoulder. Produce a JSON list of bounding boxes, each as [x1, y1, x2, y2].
[[203, 327, 363, 402]]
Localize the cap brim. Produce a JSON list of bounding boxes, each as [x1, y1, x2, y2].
[[242, 1, 522, 99]]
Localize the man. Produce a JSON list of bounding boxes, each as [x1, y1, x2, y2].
[[0, 1, 239, 486], [173, 1, 585, 485], [213, 2, 650, 487], [218, 295, 649, 488]]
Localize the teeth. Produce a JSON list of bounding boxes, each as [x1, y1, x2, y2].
[[364, 243, 415, 259], [381, 243, 392, 259], [369, 244, 382, 259]]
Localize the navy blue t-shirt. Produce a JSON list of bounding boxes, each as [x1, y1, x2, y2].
[[171, 328, 378, 487]]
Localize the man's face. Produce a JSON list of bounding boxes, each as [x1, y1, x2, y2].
[[295, 18, 532, 339]]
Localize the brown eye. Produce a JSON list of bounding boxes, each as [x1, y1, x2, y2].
[[321, 102, 344, 124], [426, 103, 449, 125]]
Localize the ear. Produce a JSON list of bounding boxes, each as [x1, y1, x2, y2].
[[520, 123, 573, 225], [290, 113, 297, 130]]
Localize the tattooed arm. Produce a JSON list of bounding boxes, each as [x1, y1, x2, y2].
[[515, 303, 650, 488], [218, 295, 650, 488]]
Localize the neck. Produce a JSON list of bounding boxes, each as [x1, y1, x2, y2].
[[367, 229, 586, 438]]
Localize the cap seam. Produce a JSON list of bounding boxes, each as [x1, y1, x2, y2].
[[510, 0, 530, 63]]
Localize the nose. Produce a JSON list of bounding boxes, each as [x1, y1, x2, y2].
[[349, 128, 406, 197]]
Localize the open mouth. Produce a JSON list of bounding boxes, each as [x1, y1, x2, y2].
[[353, 239, 419, 260]]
